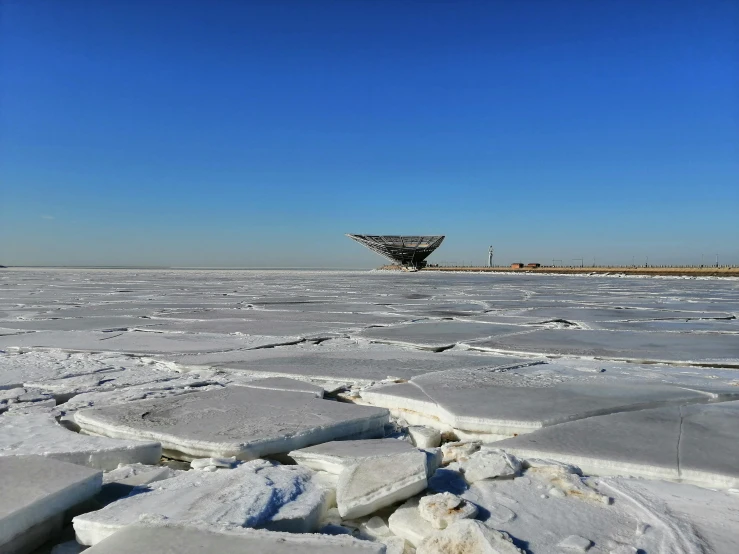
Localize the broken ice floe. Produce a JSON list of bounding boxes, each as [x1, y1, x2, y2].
[[418, 492, 478, 529], [417, 519, 523, 553], [240, 376, 325, 397], [495, 400, 739, 488], [0, 330, 303, 356], [290, 439, 430, 518], [464, 328, 739, 366], [0, 413, 161, 470], [0, 456, 102, 553], [81, 523, 385, 553], [356, 320, 526, 351], [74, 387, 389, 460], [359, 367, 736, 439]]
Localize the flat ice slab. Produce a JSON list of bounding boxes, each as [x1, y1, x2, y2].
[[241, 376, 325, 397], [0, 413, 161, 470], [83, 524, 385, 553], [290, 438, 421, 474], [73, 460, 331, 545], [0, 329, 300, 355], [356, 321, 525, 351], [465, 328, 739, 366], [75, 387, 389, 460], [495, 400, 739, 487], [361, 367, 729, 436], [0, 456, 102, 553]]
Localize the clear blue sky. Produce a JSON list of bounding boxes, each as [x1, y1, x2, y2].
[[2, 0, 737, 267]]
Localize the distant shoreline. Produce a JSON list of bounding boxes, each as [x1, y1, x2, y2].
[[380, 265, 739, 277]]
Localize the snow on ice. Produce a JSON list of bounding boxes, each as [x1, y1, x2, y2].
[[1, 268, 738, 553]]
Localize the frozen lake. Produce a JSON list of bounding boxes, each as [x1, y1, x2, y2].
[[1, 268, 738, 553]]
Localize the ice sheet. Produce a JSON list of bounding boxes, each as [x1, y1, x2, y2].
[[356, 321, 527, 351], [174, 338, 526, 384], [360, 367, 733, 437], [3, 269, 739, 553], [0, 413, 162, 470], [82, 524, 385, 553], [0, 329, 302, 354], [495, 401, 739, 487], [75, 387, 389, 460], [465, 328, 739, 366]]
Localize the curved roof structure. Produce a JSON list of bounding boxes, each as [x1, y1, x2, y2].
[[346, 234, 445, 268]]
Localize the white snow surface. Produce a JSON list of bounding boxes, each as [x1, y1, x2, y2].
[[73, 460, 332, 545], [2, 269, 739, 553]]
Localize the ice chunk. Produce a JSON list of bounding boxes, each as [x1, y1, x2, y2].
[[418, 492, 478, 529], [337, 450, 428, 518], [72, 460, 331, 545], [417, 519, 523, 554], [0, 456, 102, 553], [0, 413, 161, 470], [290, 438, 421, 474], [292, 440, 431, 520], [423, 447, 443, 476], [363, 516, 392, 538], [388, 497, 435, 547], [409, 425, 441, 448], [74, 387, 389, 460], [81, 524, 386, 553], [241, 376, 325, 397], [460, 449, 522, 483], [381, 536, 408, 554], [441, 441, 482, 464]]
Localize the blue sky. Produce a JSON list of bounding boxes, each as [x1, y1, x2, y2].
[[2, 0, 737, 267]]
